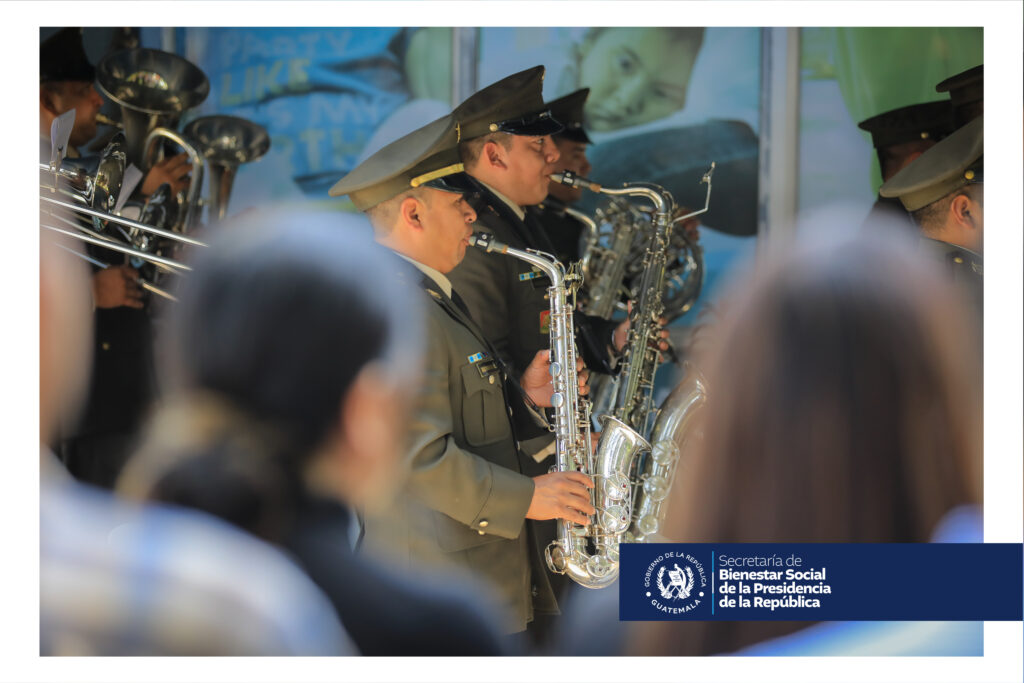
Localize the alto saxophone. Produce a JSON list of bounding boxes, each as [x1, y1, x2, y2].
[[467, 232, 624, 589]]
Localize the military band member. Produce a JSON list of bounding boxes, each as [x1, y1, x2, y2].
[[328, 115, 595, 635], [879, 116, 983, 315], [527, 88, 594, 265], [447, 66, 625, 383], [39, 28, 190, 487], [857, 100, 953, 230]]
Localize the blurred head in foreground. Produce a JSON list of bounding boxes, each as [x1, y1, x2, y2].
[[631, 226, 981, 656], [40, 223, 93, 449], [119, 211, 423, 539], [40, 219, 352, 655]]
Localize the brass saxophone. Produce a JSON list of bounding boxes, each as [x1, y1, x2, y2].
[[468, 232, 632, 589]]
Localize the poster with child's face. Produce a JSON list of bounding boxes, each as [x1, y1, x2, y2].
[[479, 27, 762, 238]]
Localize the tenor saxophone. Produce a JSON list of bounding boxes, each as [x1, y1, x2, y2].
[[552, 166, 714, 551], [467, 232, 628, 588], [630, 362, 707, 542]]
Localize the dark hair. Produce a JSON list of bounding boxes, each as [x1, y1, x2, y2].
[[631, 229, 981, 655], [911, 184, 981, 233], [458, 131, 514, 168], [121, 211, 421, 541]]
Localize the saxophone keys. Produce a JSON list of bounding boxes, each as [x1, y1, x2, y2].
[[642, 475, 669, 502], [603, 472, 631, 501]]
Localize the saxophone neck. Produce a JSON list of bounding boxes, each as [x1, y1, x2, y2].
[[468, 231, 564, 288]]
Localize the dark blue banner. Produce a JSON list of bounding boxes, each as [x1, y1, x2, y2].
[[619, 543, 1023, 621]]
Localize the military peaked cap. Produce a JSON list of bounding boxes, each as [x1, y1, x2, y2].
[[857, 100, 953, 149], [936, 64, 983, 126], [879, 117, 983, 212], [328, 115, 474, 211], [453, 65, 563, 140], [547, 88, 592, 144], [40, 27, 95, 83]]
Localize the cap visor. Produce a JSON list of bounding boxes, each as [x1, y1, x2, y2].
[[422, 171, 480, 195], [501, 117, 565, 137], [555, 128, 592, 144]]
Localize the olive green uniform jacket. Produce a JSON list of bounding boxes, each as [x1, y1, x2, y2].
[[448, 184, 618, 380], [918, 236, 983, 319], [363, 260, 558, 633]]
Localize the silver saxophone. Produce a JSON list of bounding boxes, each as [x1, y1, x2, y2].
[[468, 231, 629, 589], [552, 166, 714, 547], [572, 197, 644, 320], [629, 362, 707, 542]]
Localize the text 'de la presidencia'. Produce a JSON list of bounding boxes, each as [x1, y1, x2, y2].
[[618, 543, 1023, 621]]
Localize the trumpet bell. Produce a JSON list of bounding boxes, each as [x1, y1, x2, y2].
[[97, 48, 209, 166]]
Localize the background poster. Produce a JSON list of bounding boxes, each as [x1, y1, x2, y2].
[[126, 27, 982, 396]]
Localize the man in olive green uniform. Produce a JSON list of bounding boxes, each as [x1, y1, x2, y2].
[[880, 116, 983, 316], [857, 100, 953, 231], [447, 66, 624, 383], [329, 115, 595, 636], [527, 88, 594, 265]]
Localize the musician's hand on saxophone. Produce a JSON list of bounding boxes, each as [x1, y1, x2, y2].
[[613, 302, 671, 359], [526, 471, 595, 525], [520, 349, 590, 407], [672, 204, 701, 243]]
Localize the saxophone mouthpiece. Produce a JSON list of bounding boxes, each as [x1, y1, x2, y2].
[[550, 171, 602, 193], [468, 231, 508, 254]]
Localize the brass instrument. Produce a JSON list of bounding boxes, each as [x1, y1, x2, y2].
[[629, 362, 706, 542], [97, 47, 209, 231], [552, 166, 714, 552], [40, 122, 201, 302], [183, 115, 270, 223], [40, 51, 268, 302], [575, 197, 644, 320], [469, 232, 634, 589]]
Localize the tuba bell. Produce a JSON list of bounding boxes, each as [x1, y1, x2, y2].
[[96, 47, 209, 230], [183, 115, 271, 223]]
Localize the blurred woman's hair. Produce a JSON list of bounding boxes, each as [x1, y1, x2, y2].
[[118, 211, 422, 542], [631, 228, 981, 655]]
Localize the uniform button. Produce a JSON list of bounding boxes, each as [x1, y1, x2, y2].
[[479, 520, 489, 528], [488, 375, 495, 384], [531, 585, 539, 597], [101, 342, 111, 351], [953, 256, 964, 264]]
